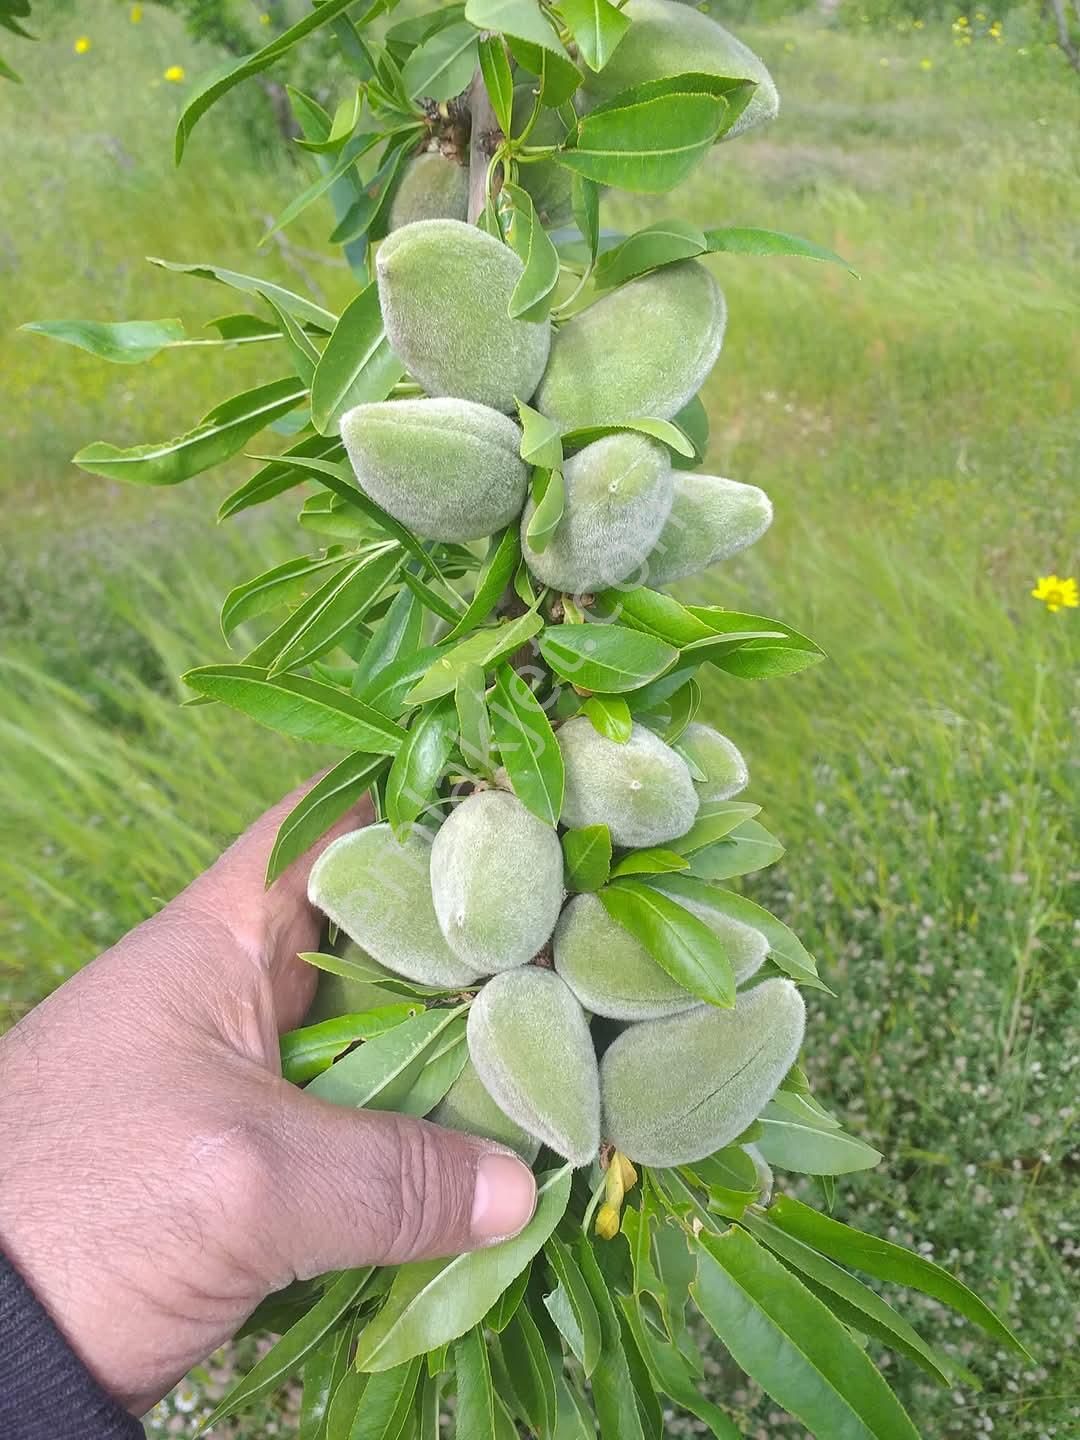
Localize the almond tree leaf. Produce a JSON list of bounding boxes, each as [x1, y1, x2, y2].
[[147, 258, 336, 332], [571, 175, 600, 265], [349, 1358, 422, 1439], [263, 546, 404, 675], [466, 0, 568, 55], [670, 394, 709, 469], [454, 1328, 497, 1440], [592, 219, 706, 289], [490, 664, 564, 827], [298, 951, 449, 1002], [221, 551, 354, 641], [561, 416, 695, 459], [219, 434, 343, 521], [299, 1320, 354, 1439], [600, 880, 735, 1008], [406, 612, 544, 705], [181, 665, 406, 752], [353, 1167, 573, 1371], [608, 847, 688, 879], [558, 0, 630, 71], [385, 695, 458, 833], [501, 1304, 557, 1437], [478, 32, 514, 135], [755, 1109, 883, 1177], [441, 527, 521, 644], [581, 694, 632, 743], [738, 1213, 956, 1387], [691, 1227, 921, 1440], [501, 183, 561, 320], [507, 35, 583, 106], [647, 875, 827, 991], [539, 625, 677, 694], [517, 399, 563, 470], [396, 1025, 469, 1117], [665, 801, 762, 855], [175, 0, 374, 161], [198, 1268, 373, 1430], [555, 91, 726, 194], [256, 290, 321, 384], [704, 226, 858, 277], [306, 1007, 467, 1110], [280, 1006, 420, 1085], [485, 1264, 532, 1333], [311, 283, 406, 436], [684, 819, 785, 880], [19, 317, 186, 364], [402, 20, 478, 100], [593, 586, 714, 646], [617, 1293, 741, 1440], [543, 1234, 602, 1378], [574, 1237, 646, 1440], [767, 1196, 1031, 1358], [74, 377, 308, 486], [266, 752, 389, 886], [525, 467, 565, 553], [353, 585, 425, 695], [455, 664, 495, 776], [561, 824, 612, 893]]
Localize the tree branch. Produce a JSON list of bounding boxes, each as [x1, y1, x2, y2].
[[467, 70, 502, 224], [1045, 0, 1080, 70]]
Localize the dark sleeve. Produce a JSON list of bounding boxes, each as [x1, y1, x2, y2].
[[0, 1248, 144, 1440]]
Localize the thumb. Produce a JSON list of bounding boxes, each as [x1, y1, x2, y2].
[[254, 1080, 538, 1279]]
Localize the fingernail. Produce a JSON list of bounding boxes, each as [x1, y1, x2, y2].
[[471, 1151, 537, 1243]]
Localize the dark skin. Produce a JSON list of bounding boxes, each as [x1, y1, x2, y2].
[[0, 781, 536, 1415]]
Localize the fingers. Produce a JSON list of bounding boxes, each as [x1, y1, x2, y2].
[[255, 1084, 537, 1279]]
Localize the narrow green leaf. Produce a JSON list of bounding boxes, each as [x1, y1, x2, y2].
[[705, 226, 857, 277], [756, 1109, 883, 1177], [685, 819, 785, 880], [562, 824, 612, 892], [441, 527, 520, 644], [692, 1227, 921, 1440], [684, 605, 826, 678], [466, 0, 567, 54], [218, 434, 342, 521], [559, 0, 630, 71], [350, 1358, 422, 1439], [485, 1264, 532, 1333], [454, 665, 494, 776], [399, 570, 465, 627], [299, 951, 447, 1001], [518, 399, 563, 470], [540, 624, 678, 694], [299, 1320, 353, 1439], [181, 665, 405, 752], [199, 1269, 372, 1430], [354, 1167, 573, 1371], [353, 585, 424, 694], [600, 880, 735, 1008], [281, 1006, 419, 1085], [406, 612, 544, 705], [594, 586, 712, 646], [768, 1196, 1030, 1358], [490, 664, 564, 826], [325, 1365, 366, 1440], [20, 317, 185, 364], [263, 546, 404, 675], [581, 694, 632, 742], [562, 416, 695, 459], [478, 32, 514, 137], [502, 183, 561, 320], [221, 551, 352, 641], [507, 35, 583, 107], [608, 847, 688, 879], [328, 138, 415, 247], [455, 1328, 497, 1440], [617, 1295, 740, 1440], [666, 801, 761, 854], [592, 219, 707, 289], [501, 1304, 557, 1437], [397, 1025, 469, 1117], [385, 695, 457, 833], [306, 1007, 466, 1110], [670, 394, 709, 469], [575, 1237, 646, 1440], [296, 87, 363, 154], [556, 91, 726, 194], [740, 1213, 955, 1386], [544, 1234, 602, 1378], [361, 644, 447, 718], [525, 467, 565, 553], [402, 20, 478, 100], [206, 312, 282, 341], [256, 291, 322, 384], [147, 258, 336, 332], [266, 753, 389, 885], [175, 0, 372, 161], [311, 284, 405, 435], [74, 377, 307, 487]]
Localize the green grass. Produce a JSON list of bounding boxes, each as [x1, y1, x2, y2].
[[1, 4, 1078, 1437]]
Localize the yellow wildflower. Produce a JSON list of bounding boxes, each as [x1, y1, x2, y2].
[[1030, 575, 1078, 614], [920, 58, 934, 70], [956, 14, 969, 25], [914, 17, 926, 27], [259, 10, 271, 22], [164, 64, 186, 83], [130, 4, 143, 21], [74, 35, 91, 54]]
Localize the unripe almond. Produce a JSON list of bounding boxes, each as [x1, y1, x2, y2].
[[645, 473, 772, 586], [558, 718, 699, 848]]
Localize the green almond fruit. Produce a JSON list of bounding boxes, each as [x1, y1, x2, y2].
[[600, 978, 806, 1166], [512, 83, 573, 228], [430, 1057, 541, 1164], [649, 875, 769, 985], [645, 473, 772, 586], [554, 892, 698, 1021], [388, 151, 469, 231], [376, 218, 551, 413], [676, 721, 749, 801], [521, 433, 673, 593], [467, 968, 601, 1166], [581, 0, 780, 141], [534, 262, 726, 432], [340, 397, 528, 542], [307, 824, 480, 989], [558, 717, 698, 848], [430, 790, 564, 973]]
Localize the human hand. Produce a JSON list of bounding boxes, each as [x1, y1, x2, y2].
[[0, 782, 536, 1416]]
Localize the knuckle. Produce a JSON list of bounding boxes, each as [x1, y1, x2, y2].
[[370, 1115, 475, 1265]]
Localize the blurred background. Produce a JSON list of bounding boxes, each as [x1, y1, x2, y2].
[[0, 1, 1077, 1435]]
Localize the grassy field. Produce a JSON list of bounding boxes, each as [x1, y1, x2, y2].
[[1, 3, 1078, 1437]]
